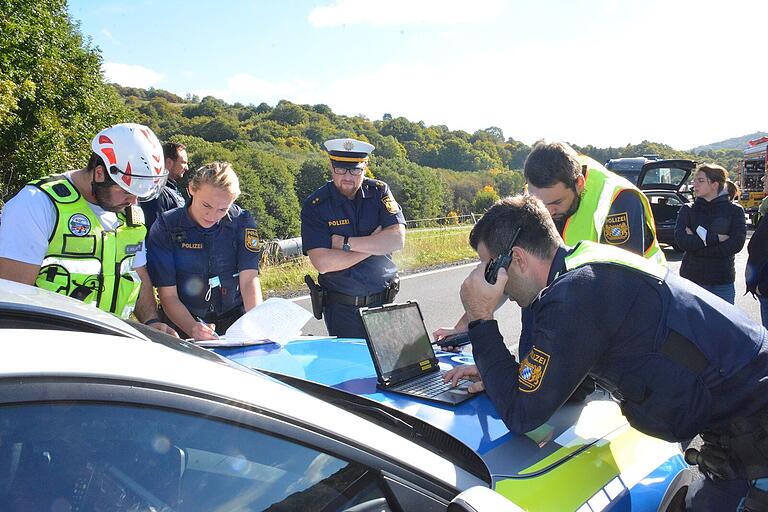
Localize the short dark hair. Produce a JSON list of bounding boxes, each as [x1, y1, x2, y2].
[[469, 195, 560, 260], [86, 152, 118, 187], [163, 142, 186, 162], [523, 140, 582, 189]]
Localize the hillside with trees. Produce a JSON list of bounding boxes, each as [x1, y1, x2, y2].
[[0, 0, 748, 241]]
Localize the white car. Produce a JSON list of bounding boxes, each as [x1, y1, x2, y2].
[[0, 279, 518, 512]]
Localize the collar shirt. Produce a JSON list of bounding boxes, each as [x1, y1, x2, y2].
[[301, 179, 406, 296], [146, 204, 260, 317]]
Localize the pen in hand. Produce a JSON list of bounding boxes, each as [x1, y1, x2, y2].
[[195, 316, 220, 339]]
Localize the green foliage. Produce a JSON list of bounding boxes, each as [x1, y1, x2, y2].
[[0, 0, 127, 199], [2, 0, 751, 240], [295, 158, 329, 203], [472, 185, 500, 212]]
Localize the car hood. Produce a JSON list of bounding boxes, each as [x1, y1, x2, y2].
[[216, 337, 682, 489]]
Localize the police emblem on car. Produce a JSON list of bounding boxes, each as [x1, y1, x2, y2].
[[68, 213, 91, 236]]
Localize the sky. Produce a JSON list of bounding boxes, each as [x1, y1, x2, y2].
[[68, 0, 768, 151]]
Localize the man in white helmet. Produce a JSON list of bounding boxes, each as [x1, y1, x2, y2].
[[0, 123, 176, 335]]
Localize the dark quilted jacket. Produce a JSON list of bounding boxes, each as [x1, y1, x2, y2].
[[674, 193, 746, 285]]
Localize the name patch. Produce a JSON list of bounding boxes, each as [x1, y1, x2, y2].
[[519, 346, 550, 393], [181, 242, 203, 249], [328, 219, 350, 227], [603, 212, 630, 244], [124, 242, 143, 255]]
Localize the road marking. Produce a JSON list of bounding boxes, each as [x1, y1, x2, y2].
[[289, 261, 478, 303]]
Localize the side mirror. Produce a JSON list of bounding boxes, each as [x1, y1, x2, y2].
[[447, 486, 525, 512]]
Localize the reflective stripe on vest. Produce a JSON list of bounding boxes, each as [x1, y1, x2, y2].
[[563, 156, 666, 266], [564, 240, 667, 281], [31, 175, 146, 318]]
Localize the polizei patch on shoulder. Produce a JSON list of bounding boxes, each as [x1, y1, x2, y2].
[[603, 212, 630, 244], [245, 228, 260, 252], [518, 346, 550, 393]]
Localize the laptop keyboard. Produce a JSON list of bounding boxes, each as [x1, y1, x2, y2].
[[395, 371, 472, 398]]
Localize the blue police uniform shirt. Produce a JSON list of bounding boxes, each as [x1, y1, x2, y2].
[[146, 203, 261, 318], [140, 180, 186, 232], [301, 178, 406, 296], [472, 245, 768, 441]]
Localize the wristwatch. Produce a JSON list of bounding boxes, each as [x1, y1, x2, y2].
[[342, 236, 351, 252]]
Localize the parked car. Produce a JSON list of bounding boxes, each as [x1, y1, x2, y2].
[[0, 280, 692, 511], [605, 155, 661, 185], [636, 159, 696, 252]]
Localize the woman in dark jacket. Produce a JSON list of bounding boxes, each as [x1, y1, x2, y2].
[[674, 163, 746, 304], [746, 216, 768, 327]]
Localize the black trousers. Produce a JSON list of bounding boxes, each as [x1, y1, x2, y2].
[[323, 301, 383, 340]]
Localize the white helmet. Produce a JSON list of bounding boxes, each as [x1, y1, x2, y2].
[[91, 123, 169, 201]]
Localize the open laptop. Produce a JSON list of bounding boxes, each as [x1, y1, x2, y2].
[[359, 301, 476, 405]]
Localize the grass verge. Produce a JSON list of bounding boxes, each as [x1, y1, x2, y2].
[[260, 225, 477, 297]]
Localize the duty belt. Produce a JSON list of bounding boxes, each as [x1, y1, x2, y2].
[[325, 290, 388, 307]]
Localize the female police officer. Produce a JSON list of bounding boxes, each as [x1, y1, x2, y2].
[[147, 162, 263, 340]]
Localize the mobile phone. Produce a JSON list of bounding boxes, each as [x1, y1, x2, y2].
[[434, 332, 471, 348], [484, 227, 521, 284]]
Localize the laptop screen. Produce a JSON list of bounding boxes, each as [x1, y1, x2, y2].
[[360, 302, 435, 375]]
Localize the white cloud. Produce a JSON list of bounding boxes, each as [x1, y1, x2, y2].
[[102, 62, 164, 89], [100, 28, 113, 41], [308, 0, 504, 27]]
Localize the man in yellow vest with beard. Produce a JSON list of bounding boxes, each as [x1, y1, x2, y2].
[[435, 140, 664, 350], [524, 140, 664, 265], [0, 123, 176, 336]]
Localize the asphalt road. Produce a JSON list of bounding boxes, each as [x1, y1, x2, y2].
[[293, 234, 763, 354]]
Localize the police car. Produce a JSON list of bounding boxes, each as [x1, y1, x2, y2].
[[0, 280, 691, 511]]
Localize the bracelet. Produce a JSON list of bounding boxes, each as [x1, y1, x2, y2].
[[144, 318, 162, 326]]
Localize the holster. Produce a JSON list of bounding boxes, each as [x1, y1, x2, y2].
[[304, 275, 325, 320], [384, 276, 400, 303]]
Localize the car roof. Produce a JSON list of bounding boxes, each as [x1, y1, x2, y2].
[[0, 325, 481, 490], [0, 278, 146, 338]]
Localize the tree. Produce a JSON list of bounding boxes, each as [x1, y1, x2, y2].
[[0, 0, 127, 199], [472, 185, 500, 212], [295, 158, 329, 203]]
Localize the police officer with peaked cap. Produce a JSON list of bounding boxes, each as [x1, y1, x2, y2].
[[301, 138, 406, 339]]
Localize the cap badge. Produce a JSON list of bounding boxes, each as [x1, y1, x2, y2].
[[343, 140, 355, 151]]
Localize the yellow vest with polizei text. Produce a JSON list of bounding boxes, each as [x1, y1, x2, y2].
[[31, 175, 146, 318], [564, 240, 667, 280], [562, 156, 666, 266]]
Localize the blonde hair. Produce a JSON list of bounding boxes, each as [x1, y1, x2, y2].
[[189, 161, 241, 198]]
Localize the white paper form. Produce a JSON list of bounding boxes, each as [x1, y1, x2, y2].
[[196, 298, 312, 348]]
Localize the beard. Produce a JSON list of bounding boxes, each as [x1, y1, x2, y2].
[[552, 191, 581, 234], [93, 184, 129, 213]]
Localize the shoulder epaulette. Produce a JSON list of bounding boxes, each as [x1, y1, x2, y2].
[[306, 184, 331, 207]]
